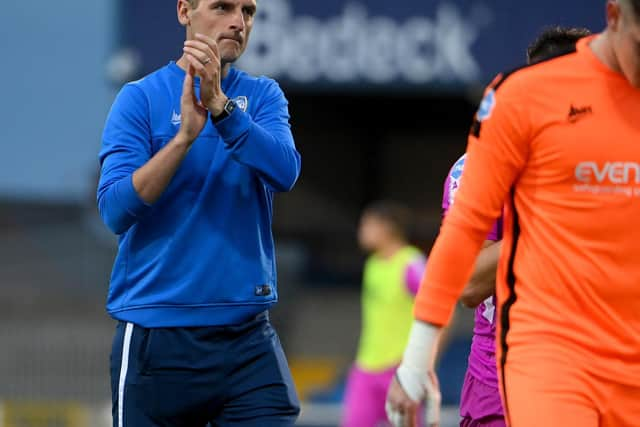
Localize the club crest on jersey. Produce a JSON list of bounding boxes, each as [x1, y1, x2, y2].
[[477, 89, 496, 122], [233, 96, 248, 112]]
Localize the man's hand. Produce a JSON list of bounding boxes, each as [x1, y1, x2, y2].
[[386, 375, 419, 427], [176, 65, 208, 145], [386, 368, 441, 427], [385, 321, 443, 427], [183, 33, 228, 117], [131, 62, 208, 204]]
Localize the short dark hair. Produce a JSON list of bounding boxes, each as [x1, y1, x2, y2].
[[527, 26, 592, 64], [363, 200, 413, 241], [630, 0, 640, 17]]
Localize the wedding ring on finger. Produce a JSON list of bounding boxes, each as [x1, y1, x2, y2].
[[202, 57, 212, 65]]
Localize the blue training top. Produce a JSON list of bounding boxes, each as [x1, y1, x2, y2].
[[97, 62, 301, 328]]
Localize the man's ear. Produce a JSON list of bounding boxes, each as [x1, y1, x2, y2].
[[606, 0, 622, 32], [177, 0, 192, 27]]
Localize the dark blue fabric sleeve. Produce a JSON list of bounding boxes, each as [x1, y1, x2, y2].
[[97, 84, 153, 235], [215, 80, 301, 192]]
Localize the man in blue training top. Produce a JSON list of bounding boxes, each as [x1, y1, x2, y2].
[[97, 0, 301, 426]]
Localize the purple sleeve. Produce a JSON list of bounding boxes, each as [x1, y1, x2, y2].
[[442, 156, 463, 215], [405, 256, 426, 296], [442, 175, 453, 214], [486, 215, 504, 241], [442, 155, 502, 241]]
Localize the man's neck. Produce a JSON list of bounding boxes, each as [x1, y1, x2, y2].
[[376, 240, 406, 260], [590, 31, 622, 74], [176, 54, 232, 79]]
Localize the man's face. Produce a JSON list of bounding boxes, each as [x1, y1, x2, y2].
[[358, 213, 395, 253], [179, 0, 257, 64], [610, 1, 640, 87]]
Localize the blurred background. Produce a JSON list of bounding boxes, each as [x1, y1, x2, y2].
[[0, 1, 601, 426]]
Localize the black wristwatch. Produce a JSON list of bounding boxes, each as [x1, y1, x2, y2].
[[211, 98, 237, 124]]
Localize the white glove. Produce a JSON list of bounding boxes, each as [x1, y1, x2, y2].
[[423, 370, 442, 426], [385, 321, 442, 427]]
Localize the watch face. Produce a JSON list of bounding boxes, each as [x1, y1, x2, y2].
[[225, 100, 237, 115]]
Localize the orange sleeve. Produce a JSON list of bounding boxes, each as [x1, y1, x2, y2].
[[414, 75, 532, 326]]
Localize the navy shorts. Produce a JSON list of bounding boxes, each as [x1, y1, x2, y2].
[[110, 312, 300, 427]]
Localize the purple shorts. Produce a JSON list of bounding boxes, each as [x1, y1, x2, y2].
[[459, 371, 505, 427], [342, 364, 426, 427], [341, 365, 396, 427]]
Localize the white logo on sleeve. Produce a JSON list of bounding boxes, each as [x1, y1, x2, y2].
[[482, 297, 495, 323], [171, 110, 181, 126], [448, 155, 466, 205], [477, 89, 496, 122]]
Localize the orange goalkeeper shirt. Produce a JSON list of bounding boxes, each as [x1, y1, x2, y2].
[[415, 35, 640, 384]]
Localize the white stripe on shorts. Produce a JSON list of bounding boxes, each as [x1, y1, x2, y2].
[[118, 322, 134, 427]]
